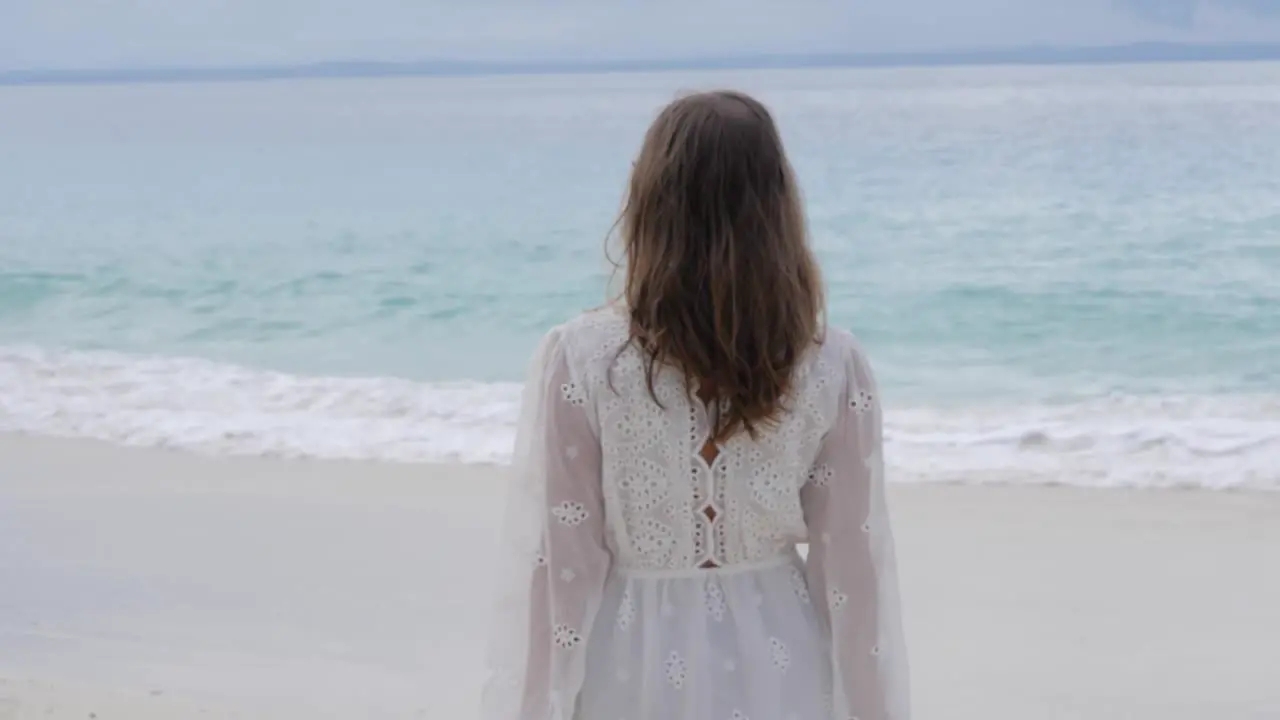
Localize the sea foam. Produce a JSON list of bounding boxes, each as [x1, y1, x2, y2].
[[3, 345, 1276, 491]]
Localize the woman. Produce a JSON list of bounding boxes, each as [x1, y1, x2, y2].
[[483, 90, 909, 720]]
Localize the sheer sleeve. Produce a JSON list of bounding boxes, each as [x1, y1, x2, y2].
[[482, 327, 611, 720], [801, 334, 910, 720]]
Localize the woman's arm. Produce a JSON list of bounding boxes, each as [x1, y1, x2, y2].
[[482, 327, 611, 720], [800, 333, 910, 720]]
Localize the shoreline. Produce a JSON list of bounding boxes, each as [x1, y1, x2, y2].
[[3, 434, 1279, 719]]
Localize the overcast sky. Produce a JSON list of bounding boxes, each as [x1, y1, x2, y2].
[[3, 0, 1280, 71]]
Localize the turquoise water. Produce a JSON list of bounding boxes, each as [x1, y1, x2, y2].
[[1, 64, 1278, 488]]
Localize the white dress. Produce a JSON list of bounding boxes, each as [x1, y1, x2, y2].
[[482, 308, 909, 720]]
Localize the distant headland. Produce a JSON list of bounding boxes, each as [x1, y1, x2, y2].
[[3, 42, 1279, 86]]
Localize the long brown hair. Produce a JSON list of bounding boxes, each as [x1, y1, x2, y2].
[[614, 90, 824, 442]]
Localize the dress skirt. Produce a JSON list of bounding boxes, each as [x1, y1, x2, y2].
[[577, 553, 835, 720]]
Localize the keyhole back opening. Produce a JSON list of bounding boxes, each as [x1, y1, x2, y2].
[[695, 379, 724, 569]]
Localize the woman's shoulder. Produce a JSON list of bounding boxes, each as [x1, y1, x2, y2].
[[538, 305, 630, 373], [813, 325, 876, 381], [815, 325, 859, 359], [551, 305, 629, 346]]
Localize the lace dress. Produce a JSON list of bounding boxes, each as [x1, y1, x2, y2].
[[482, 308, 909, 720]]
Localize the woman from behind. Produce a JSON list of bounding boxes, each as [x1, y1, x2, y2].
[[483, 90, 909, 720]]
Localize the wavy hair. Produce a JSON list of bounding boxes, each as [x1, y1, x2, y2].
[[614, 90, 824, 442]]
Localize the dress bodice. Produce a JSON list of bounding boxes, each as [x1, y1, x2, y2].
[[559, 308, 847, 571]]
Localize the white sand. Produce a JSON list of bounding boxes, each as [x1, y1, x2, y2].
[[2, 435, 1278, 719]]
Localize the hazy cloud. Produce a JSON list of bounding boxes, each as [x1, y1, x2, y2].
[[1117, 0, 1280, 26]]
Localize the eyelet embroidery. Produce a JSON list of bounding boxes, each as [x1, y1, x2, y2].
[[807, 463, 835, 488], [849, 389, 874, 414], [560, 382, 588, 407], [552, 624, 582, 649], [665, 652, 688, 689], [617, 591, 636, 630], [829, 588, 849, 611], [790, 566, 811, 603], [769, 637, 792, 672], [551, 501, 588, 527], [705, 582, 727, 622]]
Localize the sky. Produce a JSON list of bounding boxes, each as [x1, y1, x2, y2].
[[2, 0, 1280, 71]]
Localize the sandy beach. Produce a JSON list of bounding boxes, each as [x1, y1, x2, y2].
[[2, 434, 1278, 719]]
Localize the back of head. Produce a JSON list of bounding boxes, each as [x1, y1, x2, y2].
[[619, 90, 825, 441]]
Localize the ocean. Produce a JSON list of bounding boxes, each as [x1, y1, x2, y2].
[[1, 62, 1277, 490]]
